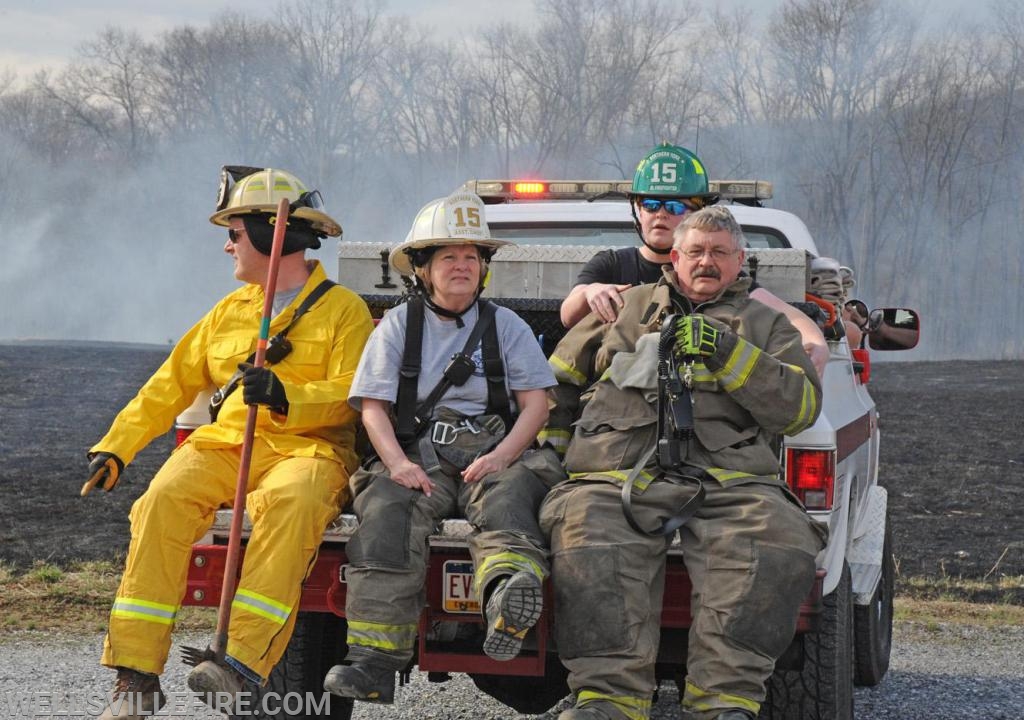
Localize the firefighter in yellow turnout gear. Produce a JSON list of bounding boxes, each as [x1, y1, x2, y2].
[[84, 167, 373, 719], [539, 206, 827, 720]]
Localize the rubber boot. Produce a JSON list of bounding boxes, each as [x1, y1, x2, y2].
[[483, 571, 543, 661], [714, 712, 754, 720], [323, 646, 404, 703], [558, 705, 617, 720], [186, 660, 246, 716], [98, 668, 165, 720]]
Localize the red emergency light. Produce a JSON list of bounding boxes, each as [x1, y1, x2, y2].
[[786, 448, 835, 510]]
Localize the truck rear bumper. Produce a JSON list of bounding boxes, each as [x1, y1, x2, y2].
[[183, 541, 824, 677]]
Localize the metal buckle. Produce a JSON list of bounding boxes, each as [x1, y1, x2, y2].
[[431, 421, 458, 445], [430, 419, 479, 445]]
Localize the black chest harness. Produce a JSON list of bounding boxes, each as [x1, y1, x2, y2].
[[394, 297, 513, 445]]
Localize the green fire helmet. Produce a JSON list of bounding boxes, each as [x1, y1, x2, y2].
[[631, 143, 719, 202]]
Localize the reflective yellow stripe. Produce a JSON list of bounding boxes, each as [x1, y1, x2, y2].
[[538, 428, 570, 454], [474, 552, 544, 594], [782, 373, 819, 435], [706, 467, 780, 486], [568, 469, 656, 492], [550, 355, 586, 385], [689, 364, 716, 384], [683, 680, 760, 715], [111, 597, 178, 626], [714, 338, 759, 392], [347, 620, 417, 652], [232, 588, 291, 626], [577, 689, 652, 720]]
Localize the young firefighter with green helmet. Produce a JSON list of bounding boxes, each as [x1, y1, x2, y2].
[[323, 190, 563, 704], [83, 167, 373, 719], [559, 143, 829, 377]]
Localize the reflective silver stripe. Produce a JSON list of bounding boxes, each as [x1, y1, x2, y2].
[[111, 597, 178, 625], [232, 588, 291, 625]]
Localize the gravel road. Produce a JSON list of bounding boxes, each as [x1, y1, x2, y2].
[[1, 624, 1021, 719]]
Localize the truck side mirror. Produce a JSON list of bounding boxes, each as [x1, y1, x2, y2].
[[867, 308, 920, 351]]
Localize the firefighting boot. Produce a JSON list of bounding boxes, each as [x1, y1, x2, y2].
[[98, 668, 165, 720], [713, 712, 754, 720], [482, 571, 543, 661], [323, 646, 403, 703], [558, 704, 618, 720], [186, 659, 246, 716]]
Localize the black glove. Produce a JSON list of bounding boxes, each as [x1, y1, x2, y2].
[[239, 363, 289, 414], [81, 451, 125, 496]]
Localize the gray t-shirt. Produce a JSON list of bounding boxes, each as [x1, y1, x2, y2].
[[349, 301, 555, 418]]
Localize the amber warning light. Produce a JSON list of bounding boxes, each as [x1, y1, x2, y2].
[[513, 182, 546, 195]]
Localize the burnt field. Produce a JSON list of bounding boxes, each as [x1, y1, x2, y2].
[[1, 342, 1021, 601]]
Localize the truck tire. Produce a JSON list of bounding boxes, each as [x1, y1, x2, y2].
[[854, 516, 893, 686], [760, 563, 854, 720], [233, 612, 353, 720]]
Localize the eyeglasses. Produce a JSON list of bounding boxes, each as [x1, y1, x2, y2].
[[227, 227, 245, 243], [678, 246, 739, 261], [639, 197, 702, 215]]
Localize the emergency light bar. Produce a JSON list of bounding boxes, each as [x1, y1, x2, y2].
[[464, 180, 633, 203], [708, 180, 774, 201]]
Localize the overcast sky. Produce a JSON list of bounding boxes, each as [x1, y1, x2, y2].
[[0, 0, 980, 81], [0, 0, 529, 76]]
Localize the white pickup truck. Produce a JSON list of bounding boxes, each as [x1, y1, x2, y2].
[[180, 179, 919, 720]]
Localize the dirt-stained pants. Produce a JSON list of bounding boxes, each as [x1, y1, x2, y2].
[[102, 439, 348, 680], [343, 443, 563, 662], [539, 479, 825, 720]]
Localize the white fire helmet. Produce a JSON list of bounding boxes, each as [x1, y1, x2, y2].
[[389, 191, 512, 277]]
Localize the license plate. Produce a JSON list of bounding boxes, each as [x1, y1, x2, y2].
[[442, 560, 479, 614]]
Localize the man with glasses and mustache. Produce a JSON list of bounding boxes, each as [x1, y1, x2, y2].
[[539, 206, 826, 720], [559, 143, 828, 378], [83, 167, 373, 719]]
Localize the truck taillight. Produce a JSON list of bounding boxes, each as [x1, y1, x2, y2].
[[175, 428, 195, 447], [513, 182, 546, 195], [786, 448, 835, 510]]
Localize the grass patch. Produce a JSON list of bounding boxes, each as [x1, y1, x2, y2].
[[0, 559, 215, 635], [895, 597, 1024, 628], [897, 573, 1024, 605], [3, 561, 1020, 635]]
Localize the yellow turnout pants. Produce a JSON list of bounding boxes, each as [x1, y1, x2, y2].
[[101, 438, 348, 679]]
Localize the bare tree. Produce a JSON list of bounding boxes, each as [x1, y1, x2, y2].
[[768, 0, 916, 266], [276, 0, 386, 188], [477, 0, 693, 175], [31, 27, 157, 161]]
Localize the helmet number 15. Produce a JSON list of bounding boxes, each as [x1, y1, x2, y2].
[[453, 206, 481, 228], [650, 162, 677, 184]]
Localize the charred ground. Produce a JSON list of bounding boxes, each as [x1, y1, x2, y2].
[[1, 342, 1021, 602]]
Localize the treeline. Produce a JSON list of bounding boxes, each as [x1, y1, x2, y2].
[[1, 0, 1021, 358]]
